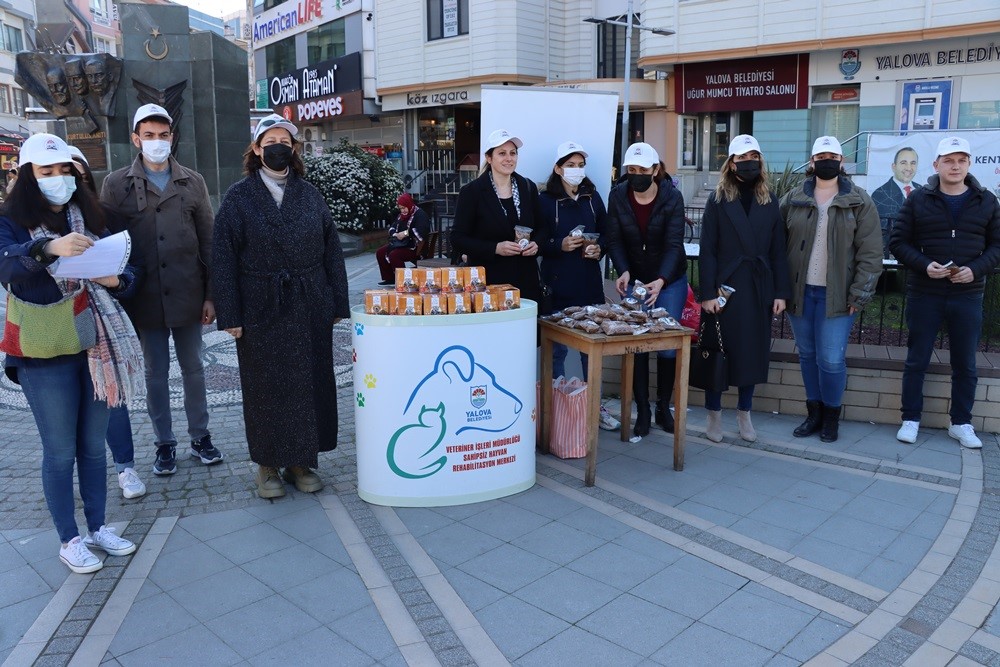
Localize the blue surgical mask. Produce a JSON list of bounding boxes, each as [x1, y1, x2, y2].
[[37, 175, 76, 206]]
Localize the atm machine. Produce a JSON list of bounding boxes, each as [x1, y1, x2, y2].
[[910, 94, 942, 130]]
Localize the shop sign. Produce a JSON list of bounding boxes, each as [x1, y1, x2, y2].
[[675, 54, 809, 114], [874, 44, 1000, 72], [274, 88, 363, 123], [267, 52, 362, 108], [831, 88, 859, 101], [252, 0, 360, 48], [255, 80, 269, 109], [406, 89, 469, 106], [361, 145, 385, 157], [442, 0, 459, 38]]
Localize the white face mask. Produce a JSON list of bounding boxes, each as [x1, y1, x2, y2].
[[37, 175, 77, 206], [561, 167, 585, 187], [141, 139, 171, 165]]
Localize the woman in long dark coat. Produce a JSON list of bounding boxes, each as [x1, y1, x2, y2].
[[212, 114, 350, 499], [450, 128, 542, 304], [698, 135, 791, 443]]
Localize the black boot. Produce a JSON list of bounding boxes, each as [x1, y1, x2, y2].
[[655, 357, 675, 433], [793, 400, 824, 438], [820, 405, 841, 443], [633, 353, 651, 437]]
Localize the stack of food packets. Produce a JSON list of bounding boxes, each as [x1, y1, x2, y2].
[[364, 266, 522, 315]]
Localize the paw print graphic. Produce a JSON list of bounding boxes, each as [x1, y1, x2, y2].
[[355, 323, 364, 336], [364, 373, 376, 389], [356, 392, 365, 407]]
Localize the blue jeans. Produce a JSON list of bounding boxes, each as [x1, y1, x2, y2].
[[140, 324, 210, 446], [787, 285, 856, 408], [106, 405, 135, 473], [705, 385, 755, 411], [19, 356, 108, 543], [635, 276, 688, 359], [901, 291, 983, 425], [552, 344, 589, 381]]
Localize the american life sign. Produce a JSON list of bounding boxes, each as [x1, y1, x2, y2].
[[252, 0, 360, 48]]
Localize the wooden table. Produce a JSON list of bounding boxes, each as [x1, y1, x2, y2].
[[539, 320, 692, 486]]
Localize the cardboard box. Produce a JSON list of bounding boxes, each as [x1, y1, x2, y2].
[[395, 294, 423, 315], [422, 293, 447, 315], [464, 266, 488, 292], [441, 267, 464, 293], [416, 268, 442, 293], [495, 287, 521, 310], [394, 267, 420, 293], [447, 292, 471, 315], [473, 290, 499, 313], [364, 290, 396, 315]]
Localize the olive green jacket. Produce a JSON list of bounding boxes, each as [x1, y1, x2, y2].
[[779, 176, 883, 317]]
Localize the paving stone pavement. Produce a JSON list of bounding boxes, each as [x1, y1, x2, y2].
[[1, 253, 999, 666]]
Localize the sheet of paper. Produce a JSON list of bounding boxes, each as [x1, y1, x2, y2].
[[52, 231, 132, 280]]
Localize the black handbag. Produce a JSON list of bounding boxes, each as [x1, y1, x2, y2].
[[536, 264, 553, 314], [689, 312, 730, 392], [388, 236, 410, 250]]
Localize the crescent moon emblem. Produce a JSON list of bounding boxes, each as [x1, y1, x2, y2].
[[145, 37, 168, 61]]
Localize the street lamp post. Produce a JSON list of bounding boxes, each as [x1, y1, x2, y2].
[[585, 4, 674, 162]]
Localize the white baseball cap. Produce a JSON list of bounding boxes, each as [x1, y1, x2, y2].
[[622, 142, 659, 168], [485, 129, 523, 151], [936, 136, 971, 158], [18, 133, 73, 167], [811, 136, 843, 157], [253, 113, 298, 143], [729, 134, 761, 157], [67, 145, 88, 166], [555, 140, 588, 162], [133, 103, 173, 132]]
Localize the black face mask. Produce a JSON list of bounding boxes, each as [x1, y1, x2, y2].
[[813, 158, 841, 181], [262, 144, 294, 171], [627, 173, 654, 193], [734, 160, 761, 182]]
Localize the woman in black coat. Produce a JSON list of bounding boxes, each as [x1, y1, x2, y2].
[[605, 142, 688, 438], [450, 129, 542, 304], [699, 135, 791, 443], [212, 114, 350, 499]]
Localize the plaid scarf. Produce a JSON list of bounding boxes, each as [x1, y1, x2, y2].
[[31, 204, 145, 407], [489, 171, 521, 220]]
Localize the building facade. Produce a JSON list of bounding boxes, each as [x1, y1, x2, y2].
[[0, 0, 35, 171]]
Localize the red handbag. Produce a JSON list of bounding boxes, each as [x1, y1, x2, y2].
[[680, 285, 700, 342]]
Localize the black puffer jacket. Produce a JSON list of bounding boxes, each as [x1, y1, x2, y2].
[[605, 179, 687, 286], [889, 174, 1000, 295]]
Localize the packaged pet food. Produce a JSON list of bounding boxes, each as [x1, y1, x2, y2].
[[473, 291, 497, 313], [364, 290, 396, 315], [464, 266, 488, 292], [416, 268, 442, 293], [423, 293, 446, 315], [514, 225, 532, 250], [394, 267, 420, 293], [441, 267, 464, 293], [447, 292, 470, 315], [496, 287, 520, 310], [395, 294, 423, 316]]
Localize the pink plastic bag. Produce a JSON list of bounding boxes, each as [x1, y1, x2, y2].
[[550, 376, 588, 459]]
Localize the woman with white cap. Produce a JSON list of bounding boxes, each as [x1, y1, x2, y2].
[[698, 135, 791, 443], [779, 136, 882, 442], [605, 142, 688, 437], [451, 129, 542, 304], [212, 114, 350, 499], [538, 140, 619, 431], [0, 133, 140, 572]]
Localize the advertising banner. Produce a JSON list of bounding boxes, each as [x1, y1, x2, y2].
[[252, 0, 360, 48], [675, 54, 809, 114], [479, 86, 619, 201], [867, 131, 1000, 199], [266, 52, 364, 123], [352, 305, 537, 506]]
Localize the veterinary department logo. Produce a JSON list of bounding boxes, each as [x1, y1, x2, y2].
[[471, 385, 487, 408], [839, 49, 860, 80]]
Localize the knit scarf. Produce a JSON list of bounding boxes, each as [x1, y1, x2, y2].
[[31, 204, 145, 407]]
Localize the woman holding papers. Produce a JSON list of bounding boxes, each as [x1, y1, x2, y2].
[[212, 114, 350, 499], [0, 133, 141, 573]]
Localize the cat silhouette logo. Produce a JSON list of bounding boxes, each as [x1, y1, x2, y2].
[[471, 385, 487, 408], [385, 346, 523, 480]]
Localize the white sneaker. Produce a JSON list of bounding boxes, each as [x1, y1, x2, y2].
[[118, 468, 146, 499], [83, 525, 137, 556], [59, 536, 102, 574], [896, 421, 919, 444], [598, 405, 621, 431], [948, 423, 983, 449]]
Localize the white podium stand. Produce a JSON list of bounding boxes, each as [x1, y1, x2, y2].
[[351, 301, 537, 506]]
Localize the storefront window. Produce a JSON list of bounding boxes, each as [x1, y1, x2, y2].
[[307, 19, 346, 63], [959, 101, 1000, 129], [417, 108, 455, 150], [427, 0, 469, 41], [812, 85, 860, 159], [680, 117, 697, 168], [265, 35, 296, 80], [708, 112, 730, 171]]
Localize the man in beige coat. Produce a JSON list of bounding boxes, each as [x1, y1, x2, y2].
[[100, 104, 223, 476]]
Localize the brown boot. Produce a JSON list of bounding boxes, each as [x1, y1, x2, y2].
[[256, 465, 285, 499], [282, 466, 324, 493]]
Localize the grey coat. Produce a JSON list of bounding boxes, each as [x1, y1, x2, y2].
[[100, 155, 214, 330]]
